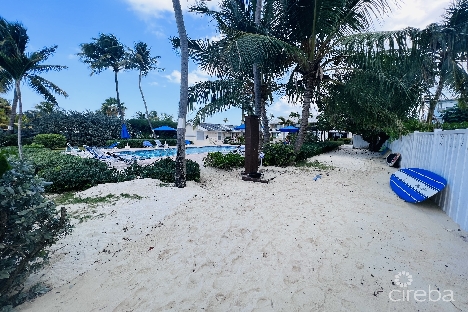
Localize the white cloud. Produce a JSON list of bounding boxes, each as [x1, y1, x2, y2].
[[209, 33, 225, 42], [269, 96, 301, 116], [269, 96, 319, 122], [124, 0, 221, 18], [376, 0, 452, 31], [165, 68, 211, 85]]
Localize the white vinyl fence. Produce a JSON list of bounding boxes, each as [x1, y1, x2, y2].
[[388, 129, 468, 231]]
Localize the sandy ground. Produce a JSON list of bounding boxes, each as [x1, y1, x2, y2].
[[17, 147, 468, 312]]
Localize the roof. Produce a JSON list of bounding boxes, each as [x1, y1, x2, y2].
[[199, 123, 235, 131]]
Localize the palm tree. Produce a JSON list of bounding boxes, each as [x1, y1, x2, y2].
[[0, 17, 68, 158], [127, 41, 163, 138], [421, 0, 468, 122], [172, 0, 189, 188], [215, 0, 400, 152], [177, 0, 290, 147], [78, 34, 127, 122], [100, 97, 126, 117]]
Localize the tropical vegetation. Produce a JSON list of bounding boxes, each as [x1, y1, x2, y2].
[[0, 17, 68, 159], [0, 159, 71, 308], [126, 42, 163, 137], [78, 34, 127, 121]]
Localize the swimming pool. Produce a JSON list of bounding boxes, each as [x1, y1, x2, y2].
[[117, 145, 238, 159]]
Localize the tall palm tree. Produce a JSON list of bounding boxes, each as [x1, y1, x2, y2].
[[127, 41, 163, 138], [78, 34, 127, 122], [172, 0, 189, 188], [0, 17, 68, 158], [176, 0, 290, 147]]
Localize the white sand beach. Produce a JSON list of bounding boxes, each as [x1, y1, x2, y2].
[[17, 147, 468, 312]]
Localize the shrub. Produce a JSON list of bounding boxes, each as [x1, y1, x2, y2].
[[203, 152, 244, 170], [23, 149, 200, 193], [441, 121, 468, 130], [295, 144, 322, 162], [126, 157, 200, 182], [263, 143, 296, 167], [442, 106, 468, 123], [0, 160, 71, 308], [33, 134, 67, 149], [24, 149, 127, 193], [25, 110, 121, 147], [0, 133, 33, 147]]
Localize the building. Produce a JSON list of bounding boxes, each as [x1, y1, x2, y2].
[[185, 123, 242, 145]]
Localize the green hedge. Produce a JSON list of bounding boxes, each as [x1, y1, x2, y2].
[[262, 141, 343, 167], [23, 149, 200, 193], [441, 121, 468, 130], [203, 152, 244, 170], [295, 141, 342, 163], [0, 133, 34, 147], [126, 157, 200, 182], [263, 143, 296, 167], [33, 134, 67, 149]]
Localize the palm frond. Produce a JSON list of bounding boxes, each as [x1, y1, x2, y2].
[[27, 74, 68, 103], [188, 79, 253, 125]]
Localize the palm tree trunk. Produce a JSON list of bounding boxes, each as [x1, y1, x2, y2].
[[7, 88, 18, 134], [138, 72, 155, 138], [253, 0, 262, 116], [15, 80, 23, 160], [426, 77, 445, 123], [294, 78, 313, 153], [114, 71, 124, 122], [172, 0, 188, 188], [261, 99, 270, 147]]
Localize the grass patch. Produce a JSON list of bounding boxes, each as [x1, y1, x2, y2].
[[53, 192, 145, 224], [296, 160, 334, 170], [53, 192, 144, 206]]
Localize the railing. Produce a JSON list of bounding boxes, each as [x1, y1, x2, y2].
[[389, 129, 468, 231]]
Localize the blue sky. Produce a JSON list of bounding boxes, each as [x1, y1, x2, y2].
[[2, 0, 452, 125]]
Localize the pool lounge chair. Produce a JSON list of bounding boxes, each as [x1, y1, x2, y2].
[[143, 140, 154, 148], [109, 152, 139, 164], [108, 141, 120, 149], [154, 140, 166, 148], [66, 143, 83, 154], [83, 145, 117, 165]]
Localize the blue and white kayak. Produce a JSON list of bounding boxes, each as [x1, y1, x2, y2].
[[390, 168, 447, 203]]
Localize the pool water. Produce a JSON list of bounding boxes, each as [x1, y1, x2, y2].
[[118, 145, 238, 159]]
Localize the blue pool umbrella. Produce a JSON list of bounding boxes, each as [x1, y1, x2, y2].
[[279, 125, 299, 133], [121, 124, 131, 139], [153, 125, 177, 131], [234, 124, 245, 130]]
